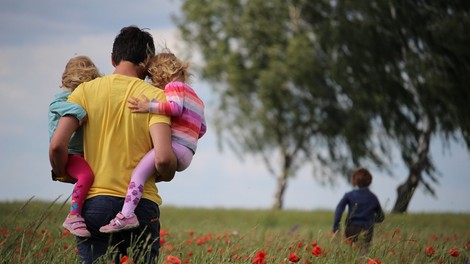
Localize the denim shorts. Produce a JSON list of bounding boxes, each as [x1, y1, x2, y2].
[[76, 196, 160, 264]]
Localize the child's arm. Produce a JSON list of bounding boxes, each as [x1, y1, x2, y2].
[[128, 82, 185, 116], [332, 194, 348, 233], [375, 204, 385, 223], [199, 116, 207, 138], [148, 97, 183, 116], [149, 82, 185, 116]]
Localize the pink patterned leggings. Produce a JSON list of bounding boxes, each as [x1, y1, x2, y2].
[[66, 154, 94, 216]]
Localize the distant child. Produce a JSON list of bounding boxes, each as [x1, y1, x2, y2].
[[99, 50, 206, 233], [332, 167, 385, 253], [48, 56, 101, 237]]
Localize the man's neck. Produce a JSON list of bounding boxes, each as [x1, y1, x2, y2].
[[113, 61, 143, 79]]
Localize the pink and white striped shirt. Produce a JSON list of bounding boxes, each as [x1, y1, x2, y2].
[[149, 81, 206, 153]]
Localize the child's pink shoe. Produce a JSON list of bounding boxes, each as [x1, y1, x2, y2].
[[99, 212, 140, 233], [63, 214, 91, 237]]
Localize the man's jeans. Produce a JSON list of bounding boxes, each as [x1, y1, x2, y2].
[[76, 196, 160, 264]]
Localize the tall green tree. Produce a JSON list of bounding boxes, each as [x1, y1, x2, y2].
[[175, 0, 470, 211], [324, 0, 470, 212], [175, 0, 389, 209]]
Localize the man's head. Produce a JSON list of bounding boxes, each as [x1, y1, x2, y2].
[[111, 25, 155, 69]]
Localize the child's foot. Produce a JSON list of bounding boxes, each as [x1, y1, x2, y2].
[[63, 214, 91, 237], [99, 212, 140, 233]]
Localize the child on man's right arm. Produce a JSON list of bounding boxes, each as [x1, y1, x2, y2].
[[99, 50, 206, 233]]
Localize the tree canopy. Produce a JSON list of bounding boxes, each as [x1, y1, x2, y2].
[[175, 0, 470, 210]]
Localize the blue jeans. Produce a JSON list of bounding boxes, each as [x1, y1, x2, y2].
[[76, 196, 160, 264]]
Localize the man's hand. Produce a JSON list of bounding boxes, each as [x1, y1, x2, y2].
[[128, 94, 151, 113], [51, 170, 77, 184]]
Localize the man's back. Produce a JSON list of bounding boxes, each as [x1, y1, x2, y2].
[[69, 74, 170, 204]]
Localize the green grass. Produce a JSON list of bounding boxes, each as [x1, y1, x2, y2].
[[0, 199, 469, 263]]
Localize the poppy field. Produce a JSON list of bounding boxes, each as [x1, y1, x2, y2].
[[0, 198, 469, 263]]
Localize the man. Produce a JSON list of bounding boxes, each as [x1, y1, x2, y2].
[[49, 25, 177, 263]]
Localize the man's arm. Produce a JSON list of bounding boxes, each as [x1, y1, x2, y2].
[[49, 115, 79, 178], [149, 123, 177, 182]]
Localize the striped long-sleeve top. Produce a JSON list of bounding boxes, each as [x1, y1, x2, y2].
[[149, 81, 206, 153]]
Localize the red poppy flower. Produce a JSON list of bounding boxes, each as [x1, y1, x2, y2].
[[466, 242, 470, 250], [120, 255, 132, 264], [164, 255, 181, 264], [312, 246, 322, 257], [425, 246, 435, 256], [160, 229, 169, 237], [166, 244, 174, 251], [367, 258, 381, 264], [252, 250, 267, 264], [288, 252, 300, 262], [448, 248, 460, 257]]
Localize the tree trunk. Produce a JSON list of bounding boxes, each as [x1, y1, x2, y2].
[[392, 115, 431, 213], [272, 154, 292, 210], [272, 170, 288, 210]]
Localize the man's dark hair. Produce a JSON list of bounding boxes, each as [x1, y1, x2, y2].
[[112, 25, 155, 66]]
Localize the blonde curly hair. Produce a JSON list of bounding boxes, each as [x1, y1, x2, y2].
[[147, 50, 190, 89], [61, 56, 101, 89]]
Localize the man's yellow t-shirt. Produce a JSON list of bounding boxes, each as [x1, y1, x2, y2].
[[68, 74, 170, 205]]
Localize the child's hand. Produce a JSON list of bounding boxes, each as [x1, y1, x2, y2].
[[330, 230, 337, 238], [330, 230, 340, 242], [128, 94, 150, 113]]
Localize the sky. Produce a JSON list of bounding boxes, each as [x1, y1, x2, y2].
[[0, 0, 469, 214]]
